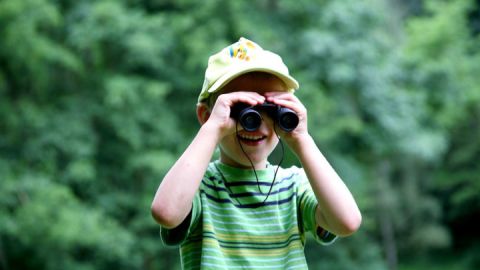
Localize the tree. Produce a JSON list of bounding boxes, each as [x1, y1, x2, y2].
[[2, 0, 479, 269]]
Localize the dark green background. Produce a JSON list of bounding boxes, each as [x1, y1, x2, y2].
[[1, 0, 479, 269]]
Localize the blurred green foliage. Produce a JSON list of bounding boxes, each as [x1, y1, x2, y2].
[[1, 0, 479, 269]]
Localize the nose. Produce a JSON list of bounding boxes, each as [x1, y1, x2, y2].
[[259, 112, 275, 129]]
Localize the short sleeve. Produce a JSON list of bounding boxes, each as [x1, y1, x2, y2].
[[160, 191, 202, 246], [296, 168, 337, 245]]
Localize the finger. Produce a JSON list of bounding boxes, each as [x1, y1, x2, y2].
[[218, 92, 265, 107], [228, 92, 266, 105], [265, 93, 302, 108], [268, 99, 306, 115], [264, 91, 295, 97], [265, 92, 299, 102]]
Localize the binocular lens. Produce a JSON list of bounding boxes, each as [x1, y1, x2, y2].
[[278, 111, 299, 132], [239, 110, 262, 131]]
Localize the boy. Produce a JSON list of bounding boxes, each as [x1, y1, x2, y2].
[[151, 37, 361, 269]]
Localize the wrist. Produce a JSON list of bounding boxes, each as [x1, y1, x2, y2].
[[287, 133, 315, 156], [199, 121, 223, 143]]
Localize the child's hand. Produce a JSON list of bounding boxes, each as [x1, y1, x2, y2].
[[207, 91, 265, 138], [264, 92, 309, 150]]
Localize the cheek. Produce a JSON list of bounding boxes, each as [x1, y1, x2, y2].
[[268, 137, 279, 147], [219, 134, 239, 149]]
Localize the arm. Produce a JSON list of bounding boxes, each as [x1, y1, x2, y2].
[[151, 123, 220, 228], [151, 92, 265, 228], [293, 134, 362, 236], [265, 92, 362, 236]]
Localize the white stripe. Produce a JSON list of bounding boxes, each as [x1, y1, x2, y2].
[[207, 207, 296, 221], [187, 247, 303, 258], [199, 261, 307, 269], [183, 251, 307, 269], [205, 200, 294, 214], [209, 219, 284, 228], [204, 225, 296, 234], [204, 218, 292, 231], [210, 212, 297, 225], [200, 250, 304, 262]]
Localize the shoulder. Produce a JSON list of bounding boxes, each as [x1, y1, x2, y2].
[[204, 162, 218, 178], [200, 162, 219, 188], [276, 165, 310, 193], [276, 164, 304, 179], [267, 165, 306, 191]]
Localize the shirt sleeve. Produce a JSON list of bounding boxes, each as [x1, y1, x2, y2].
[[296, 168, 337, 245], [160, 191, 202, 246]]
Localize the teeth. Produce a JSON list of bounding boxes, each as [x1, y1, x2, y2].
[[238, 134, 264, 140]]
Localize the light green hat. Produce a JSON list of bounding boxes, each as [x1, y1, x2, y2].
[[198, 37, 299, 103]]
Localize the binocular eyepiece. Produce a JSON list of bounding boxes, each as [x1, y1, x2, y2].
[[230, 102, 299, 132]]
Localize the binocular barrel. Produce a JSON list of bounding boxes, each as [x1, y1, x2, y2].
[[230, 102, 299, 132]]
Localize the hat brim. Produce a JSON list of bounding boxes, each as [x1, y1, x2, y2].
[[207, 65, 299, 97]]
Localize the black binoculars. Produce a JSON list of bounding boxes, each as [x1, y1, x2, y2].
[[230, 102, 299, 132]]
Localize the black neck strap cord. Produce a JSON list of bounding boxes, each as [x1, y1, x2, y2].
[[262, 123, 283, 204], [234, 119, 285, 205], [235, 121, 262, 194]]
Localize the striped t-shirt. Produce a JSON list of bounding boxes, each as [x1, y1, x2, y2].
[[161, 160, 336, 269]]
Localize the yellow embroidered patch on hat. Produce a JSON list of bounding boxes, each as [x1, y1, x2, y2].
[[198, 37, 299, 103], [229, 39, 257, 61]]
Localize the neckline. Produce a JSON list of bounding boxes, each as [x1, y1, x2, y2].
[[212, 160, 280, 206], [213, 160, 275, 181]]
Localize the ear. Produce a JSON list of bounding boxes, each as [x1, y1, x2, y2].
[[196, 103, 211, 125]]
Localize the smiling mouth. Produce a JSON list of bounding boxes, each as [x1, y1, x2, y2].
[[237, 134, 267, 143]]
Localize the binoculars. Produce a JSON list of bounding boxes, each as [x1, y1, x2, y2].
[[230, 102, 299, 132]]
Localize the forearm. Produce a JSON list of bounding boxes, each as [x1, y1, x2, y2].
[[151, 123, 220, 228], [291, 135, 362, 236]]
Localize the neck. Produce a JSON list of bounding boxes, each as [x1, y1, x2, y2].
[[219, 156, 267, 170]]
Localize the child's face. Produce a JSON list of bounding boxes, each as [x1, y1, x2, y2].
[[217, 74, 288, 169]]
